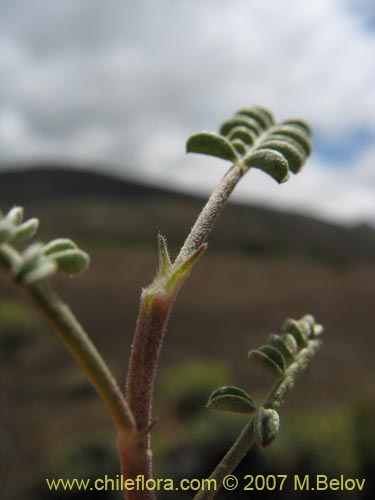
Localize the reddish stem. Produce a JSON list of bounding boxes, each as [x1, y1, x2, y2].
[[122, 292, 174, 499]]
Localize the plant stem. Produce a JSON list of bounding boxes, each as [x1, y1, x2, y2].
[[123, 162, 246, 495], [126, 293, 174, 432], [193, 339, 321, 500], [195, 420, 255, 500], [0, 243, 136, 436], [124, 292, 174, 500], [177, 163, 243, 262]]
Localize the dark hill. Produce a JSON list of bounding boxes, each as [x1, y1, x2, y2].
[[0, 164, 182, 201], [0, 165, 374, 262], [1, 165, 375, 500]]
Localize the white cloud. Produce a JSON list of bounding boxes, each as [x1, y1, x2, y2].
[[0, 108, 28, 144], [142, 140, 375, 226], [0, 0, 373, 223]]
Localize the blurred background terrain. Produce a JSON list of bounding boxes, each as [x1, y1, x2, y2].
[[0, 166, 374, 499], [0, 0, 374, 498]]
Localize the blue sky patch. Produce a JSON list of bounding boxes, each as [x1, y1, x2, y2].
[[313, 128, 374, 165]]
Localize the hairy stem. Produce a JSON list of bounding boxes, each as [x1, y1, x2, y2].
[[177, 163, 243, 262], [120, 161, 245, 497], [0, 243, 136, 436], [193, 339, 321, 500], [124, 292, 174, 499], [123, 162, 246, 495], [126, 294, 174, 431]]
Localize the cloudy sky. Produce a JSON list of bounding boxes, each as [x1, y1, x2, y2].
[[0, 0, 374, 225]]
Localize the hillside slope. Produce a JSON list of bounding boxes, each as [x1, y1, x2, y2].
[[1, 165, 374, 500], [0, 165, 373, 262]]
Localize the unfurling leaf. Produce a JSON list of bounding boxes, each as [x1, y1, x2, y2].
[[228, 127, 256, 145], [254, 407, 280, 448], [208, 386, 255, 404], [0, 207, 39, 244], [0, 220, 12, 244], [15, 243, 44, 278], [42, 238, 78, 255], [312, 323, 324, 337], [186, 132, 238, 162], [207, 386, 256, 414], [268, 333, 297, 363], [231, 139, 247, 155], [282, 318, 309, 347], [6, 207, 24, 226], [207, 394, 257, 414], [52, 249, 90, 274], [11, 218, 39, 242], [269, 125, 311, 155], [249, 345, 286, 378], [220, 117, 262, 137], [186, 106, 312, 186], [256, 139, 306, 173], [22, 260, 58, 285], [243, 149, 289, 183], [282, 119, 311, 135], [236, 106, 274, 129]]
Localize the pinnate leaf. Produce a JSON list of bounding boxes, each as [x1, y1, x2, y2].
[[220, 117, 262, 137], [236, 106, 274, 129], [249, 345, 286, 378], [254, 407, 280, 448], [52, 249, 90, 274], [186, 132, 238, 162], [207, 394, 257, 414], [243, 149, 289, 183]]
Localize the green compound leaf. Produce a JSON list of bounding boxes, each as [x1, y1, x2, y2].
[[42, 238, 78, 256], [259, 345, 286, 371], [300, 313, 315, 326], [231, 139, 247, 155], [236, 106, 274, 129], [243, 149, 289, 184], [51, 249, 90, 274], [186, 131, 238, 162], [0, 220, 13, 244], [300, 314, 325, 338], [312, 323, 324, 337], [249, 345, 286, 378], [208, 386, 255, 404], [282, 318, 309, 347], [6, 207, 24, 226], [220, 117, 262, 137], [0, 207, 39, 244], [282, 119, 311, 135], [267, 134, 306, 157], [207, 394, 257, 414], [186, 107, 312, 185], [228, 126, 256, 145], [299, 318, 313, 339], [268, 334, 297, 363], [251, 106, 275, 126], [11, 218, 39, 242], [269, 125, 311, 155], [281, 333, 298, 356], [256, 139, 306, 174], [15, 243, 44, 277], [22, 260, 58, 285], [207, 386, 257, 414], [1, 206, 90, 284], [254, 407, 280, 448]]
